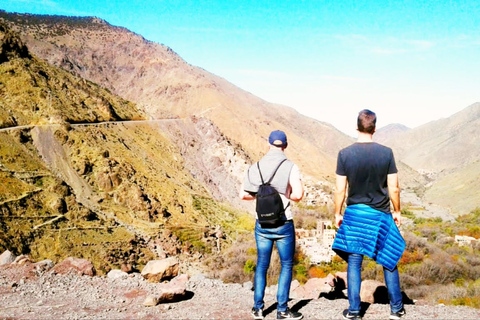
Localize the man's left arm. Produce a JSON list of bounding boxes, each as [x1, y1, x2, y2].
[[387, 173, 401, 226], [239, 181, 256, 200]]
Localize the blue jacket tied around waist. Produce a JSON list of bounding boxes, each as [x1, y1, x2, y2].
[[332, 204, 405, 271]]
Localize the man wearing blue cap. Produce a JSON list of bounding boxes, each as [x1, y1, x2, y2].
[[240, 130, 304, 320]]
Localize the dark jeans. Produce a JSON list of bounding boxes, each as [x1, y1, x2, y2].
[[253, 220, 295, 312]]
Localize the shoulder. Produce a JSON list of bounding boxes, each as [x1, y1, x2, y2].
[[338, 143, 357, 156], [373, 143, 394, 154], [373, 142, 391, 149]]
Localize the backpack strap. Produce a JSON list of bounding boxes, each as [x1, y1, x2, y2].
[[257, 159, 287, 184]]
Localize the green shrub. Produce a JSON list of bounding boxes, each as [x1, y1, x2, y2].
[[244, 259, 256, 275]]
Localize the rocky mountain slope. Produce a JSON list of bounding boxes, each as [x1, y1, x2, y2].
[[0, 10, 353, 183], [0, 19, 254, 275]]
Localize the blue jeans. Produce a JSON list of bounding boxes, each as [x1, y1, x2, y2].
[[254, 220, 295, 312], [347, 253, 404, 314]]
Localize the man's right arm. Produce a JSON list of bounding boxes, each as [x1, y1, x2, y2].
[[334, 174, 347, 228], [387, 173, 401, 226], [288, 165, 304, 202]]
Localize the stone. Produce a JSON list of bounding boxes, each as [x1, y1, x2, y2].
[[290, 274, 335, 300], [107, 269, 128, 280], [157, 274, 188, 303], [141, 257, 179, 283], [52, 257, 96, 276], [0, 250, 16, 265], [120, 263, 133, 273], [360, 279, 388, 304], [13, 255, 32, 265], [34, 259, 54, 273], [142, 295, 159, 307]]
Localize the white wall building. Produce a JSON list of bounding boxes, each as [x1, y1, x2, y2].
[[296, 219, 337, 264]]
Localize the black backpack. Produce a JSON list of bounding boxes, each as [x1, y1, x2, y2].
[[255, 159, 290, 227]]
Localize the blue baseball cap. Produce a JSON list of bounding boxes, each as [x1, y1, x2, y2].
[[269, 130, 288, 147]]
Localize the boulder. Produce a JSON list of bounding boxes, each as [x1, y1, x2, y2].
[[52, 257, 96, 276], [0, 250, 16, 265], [290, 274, 335, 300], [157, 274, 189, 303], [141, 257, 179, 283], [13, 254, 32, 265], [360, 279, 389, 304], [121, 263, 133, 273]]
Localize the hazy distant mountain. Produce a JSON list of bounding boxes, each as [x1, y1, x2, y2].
[[373, 123, 410, 145], [382, 102, 480, 172], [381, 102, 480, 216]]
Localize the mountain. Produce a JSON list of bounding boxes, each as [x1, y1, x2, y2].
[[0, 11, 353, 183], [378, 103, 480, 216], [0, 18, 256, 274], [373, 123, 410, 145], [380, 103, 480, 172]]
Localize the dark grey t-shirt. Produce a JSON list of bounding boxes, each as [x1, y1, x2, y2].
[[336, 142, 397, 213]]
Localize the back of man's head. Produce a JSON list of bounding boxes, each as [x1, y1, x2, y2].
[[357, 109, 376, 134], [269, 130, 288, 148]]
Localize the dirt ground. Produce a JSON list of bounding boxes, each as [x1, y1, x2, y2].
[[1, 262, 480, 320]]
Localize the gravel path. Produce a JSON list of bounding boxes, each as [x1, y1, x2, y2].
[[1, 264, 479, 320]]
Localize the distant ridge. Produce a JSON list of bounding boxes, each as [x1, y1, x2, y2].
[[381, 102, 480, 172], [374, 123, 410, 145]]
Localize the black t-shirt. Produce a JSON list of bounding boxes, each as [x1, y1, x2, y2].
[[336, 142, 398, 213]]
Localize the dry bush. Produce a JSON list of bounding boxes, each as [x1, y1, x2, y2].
[[413, 283, 467, 303], [468, 279, 480, 296], [400, 274, 420, 287], [403, 231, 428, 251], [266, 248, 281, 286], [362, 260, 384, 282], [204, 234, 256, 283], [404, 284, 440, 299]]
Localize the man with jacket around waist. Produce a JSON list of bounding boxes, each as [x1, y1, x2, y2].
[[332, 109, 406, 320], [239, 130, 304, 320]]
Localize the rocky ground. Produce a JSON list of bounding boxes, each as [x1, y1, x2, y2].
[[1, 261, 480, 320]]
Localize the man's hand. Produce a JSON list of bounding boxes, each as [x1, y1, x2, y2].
[[335, 213, 343, 228], [392, 211, 401, 227]]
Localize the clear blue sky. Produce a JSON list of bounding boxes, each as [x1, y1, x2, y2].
[[2, 0, 480, 136]]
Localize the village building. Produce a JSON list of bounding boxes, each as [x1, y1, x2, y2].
[[296, 219, 336, 264], [455, 235, 478, 247]]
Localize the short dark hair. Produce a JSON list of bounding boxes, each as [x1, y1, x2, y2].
[[357, 109, 376, 134]]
